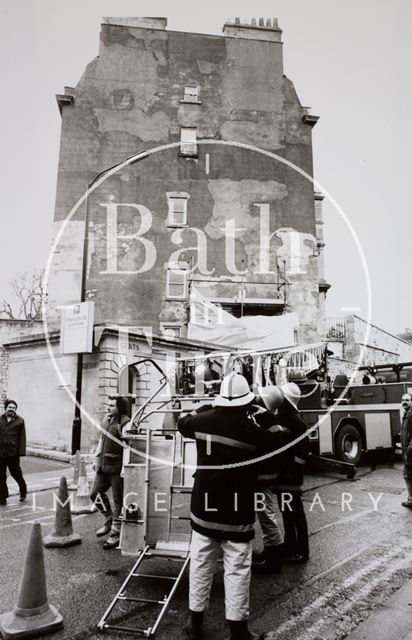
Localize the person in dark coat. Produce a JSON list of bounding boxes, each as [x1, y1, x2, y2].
[[0, 399, 27, 505], [178, 372, 291, 640], [252, 386, 286, 574], [90, 396, 130, 549], [273, 383, 310, 562], [400, 393, 412, 508]]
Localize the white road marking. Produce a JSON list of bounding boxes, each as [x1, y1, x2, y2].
[[0, 514, 56, 530], [295, 551, 412, 640], [311, 509, 375, 535], [303, 544, 372, 588], [266, 543, 411, 639]]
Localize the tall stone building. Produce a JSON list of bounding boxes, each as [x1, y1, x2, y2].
[[49, 17, 326, 344]]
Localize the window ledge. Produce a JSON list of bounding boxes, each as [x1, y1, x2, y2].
[[179, 99, 202, 105]]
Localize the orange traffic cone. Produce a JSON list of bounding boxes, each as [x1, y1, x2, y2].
[[71, 461, 96, 514], [68, 450, 81, 491], [43, 476, 82, 548], [0, 522, 63, 639]]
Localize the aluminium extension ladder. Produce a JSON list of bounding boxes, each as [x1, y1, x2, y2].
[[97, 544, 190, 637]]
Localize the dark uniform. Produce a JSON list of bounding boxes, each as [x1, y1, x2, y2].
[[178, 399, 290, 632], [271, 411, 309, 560]]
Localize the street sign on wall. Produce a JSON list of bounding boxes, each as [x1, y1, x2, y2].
[[59, 301, 94, 354]]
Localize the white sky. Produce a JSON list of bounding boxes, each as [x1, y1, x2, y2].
[[0, 0, 410, 334]]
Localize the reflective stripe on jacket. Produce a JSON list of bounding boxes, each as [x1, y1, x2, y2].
[[178, 404, 291, 542]]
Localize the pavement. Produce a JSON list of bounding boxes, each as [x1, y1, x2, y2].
[[343, 577, 412, 640]]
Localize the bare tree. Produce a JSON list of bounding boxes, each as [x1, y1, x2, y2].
[[398, 330, 412, 345], [0, 270, 47, 321]]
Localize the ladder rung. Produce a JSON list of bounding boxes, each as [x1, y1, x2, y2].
[[101, 623, 150, 634], [132, 573, 176, 580], [119, 596, 165, 605], [170, 486, 192, 493]]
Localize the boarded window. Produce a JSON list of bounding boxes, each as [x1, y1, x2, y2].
[[166, 264, 188, 299], [167, 192, 189, 226], [183, 84, 199, 103], [161, 324, 182, 338], [180, 127, 197, 156]]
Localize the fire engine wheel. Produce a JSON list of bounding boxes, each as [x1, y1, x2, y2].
[[335, 424, 363, 465]]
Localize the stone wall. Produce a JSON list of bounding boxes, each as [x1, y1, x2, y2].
[[3, 328, 218, 452], [345, 315, 412, 365], [0, 321, 43, 409], [325, 315, 412, 382], [0, 348, 9, 411], [47, 18, 322, 345]]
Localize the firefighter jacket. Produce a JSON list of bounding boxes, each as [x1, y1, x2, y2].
[[401, 407, 412, 466], [177, 404, 291, 542], [0, 413, 26, 458], [255, 408, 309, 493], [96, 414, 129, 475]]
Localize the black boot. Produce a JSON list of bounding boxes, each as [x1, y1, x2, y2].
[[185, 610, 204, 640], [252, 545, 282, 574], [226, 620, 265, 640]]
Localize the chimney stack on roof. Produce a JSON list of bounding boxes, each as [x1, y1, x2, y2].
[[223, 18, 282, 42]]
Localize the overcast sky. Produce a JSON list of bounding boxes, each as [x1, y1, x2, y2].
[[1, 0, 410, 334]]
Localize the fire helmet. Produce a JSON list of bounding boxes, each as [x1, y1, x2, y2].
[[257, 385, 284, 413], [281, 382, 301, 410], [214, 373, 255, 407]]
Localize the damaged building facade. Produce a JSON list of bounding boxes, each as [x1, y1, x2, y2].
[[3, 17, 412, 453], [2, 18, 335, 452], [48, 16, 327, 344]]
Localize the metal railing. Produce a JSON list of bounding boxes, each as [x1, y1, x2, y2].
[[324, 316, 346, 340]]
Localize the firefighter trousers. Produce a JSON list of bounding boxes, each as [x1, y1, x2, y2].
[[257, 487, 283, 547], [189, 530, 252, 621]]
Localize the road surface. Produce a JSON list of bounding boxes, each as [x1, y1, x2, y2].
[[1, 454, 412, 640]]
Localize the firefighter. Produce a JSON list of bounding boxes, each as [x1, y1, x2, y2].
[[178, 372, 291, 640], [273, 383, 310, 562], [253, 383, 309, 564], [401, 393, 412, 508], [252, 386, 285, 574]]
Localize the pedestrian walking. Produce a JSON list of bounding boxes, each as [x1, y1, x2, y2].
[[400, 392, 412, 508], [178, 372, 291, 640], [0, 399, 27, 506], [90, 396, 130, 549]]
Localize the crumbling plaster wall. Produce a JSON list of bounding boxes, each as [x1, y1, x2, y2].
[[48, 22, 320, 343]]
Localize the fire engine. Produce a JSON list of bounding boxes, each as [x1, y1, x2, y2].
[[122, 344, 411, 468], [170, 345, 410, 466], [299, 361, 411, 465]]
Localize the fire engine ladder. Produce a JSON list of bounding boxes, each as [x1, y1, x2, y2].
[[97, 545, 190, 637]]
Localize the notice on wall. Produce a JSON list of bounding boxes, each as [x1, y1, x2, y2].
[[59, 301, 94, 354]]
